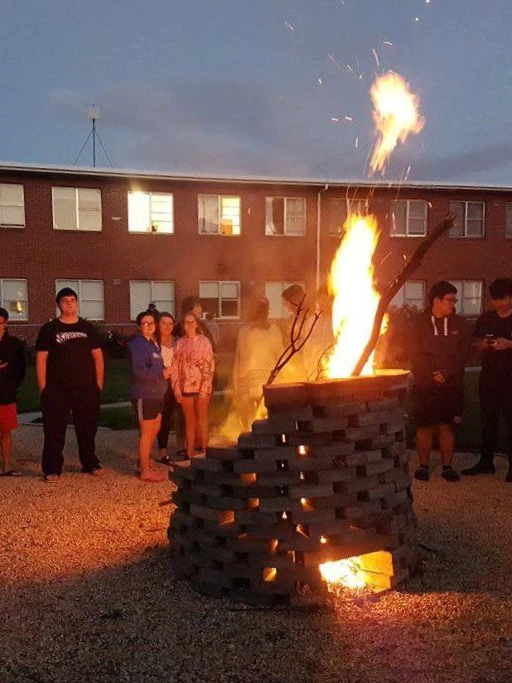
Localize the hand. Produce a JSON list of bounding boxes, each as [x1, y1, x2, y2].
[[432, 371, 445, 383], [492, 337, 511, 351], [175, 395, 183, 404], [97, 382, 103, 391], [0, 361, 8, 370]]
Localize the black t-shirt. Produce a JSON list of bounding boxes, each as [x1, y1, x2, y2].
[[36, 318, 101, 389], [474, 310, 512, 383]]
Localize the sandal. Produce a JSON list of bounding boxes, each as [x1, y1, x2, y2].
[[140, 470, 166, 483], [1, 470, 22, 477]]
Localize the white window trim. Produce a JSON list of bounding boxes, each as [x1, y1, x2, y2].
[[129, 280, 176, 321], [0, 278, 29, 321], [52, 187, 102, 232], [328, 198, 368, 236], [391, 280, 426, 310], [449, 201, 485, 238], [0, 183, 25, 229], [265, 280, 306, 318], [198, 194, 241, 235], [390, 199, 427, 237], [449, 280, 483, 316], [266, 197, 307, 236], [55, 279, 105, 321], [199, 280, 241, 320], [128, 191, 174, 234]]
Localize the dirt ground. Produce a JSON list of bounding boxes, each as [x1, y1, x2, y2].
[[1, 425, 511, 683]]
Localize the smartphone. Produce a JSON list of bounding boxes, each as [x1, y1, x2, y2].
[[485, 334, 497, 347]]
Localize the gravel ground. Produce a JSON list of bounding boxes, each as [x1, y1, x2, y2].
[[1, 425, 511, 683]]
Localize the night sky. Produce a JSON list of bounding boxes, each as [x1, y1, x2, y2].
[[2, 0, 511, 183]]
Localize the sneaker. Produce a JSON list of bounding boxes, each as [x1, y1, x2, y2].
[[90, 467, 104, 477], [414, 467, 429, 481], [461, 460, 495, 476], [441, 466, 460, 482], [44, 474, 59, 483], [158, 452, 188, 466], [505, 467, 512, 483]]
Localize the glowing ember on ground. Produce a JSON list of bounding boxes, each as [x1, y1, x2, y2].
[[326, 214, 381, 378], [320, 558, 367, 592], [369, 72, 424, 174]]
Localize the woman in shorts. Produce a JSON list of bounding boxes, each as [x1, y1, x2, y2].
[[171, 313, 215, 458], [128, 311, 170, 482]]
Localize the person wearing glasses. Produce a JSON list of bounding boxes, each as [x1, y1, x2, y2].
[[128, 311, 170, 482], [0, 307, 26, 477], [171, 313, 215, 458], [408, 281, 471, 482]]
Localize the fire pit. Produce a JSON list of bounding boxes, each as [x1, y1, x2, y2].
[[168, 370, 419, 605]]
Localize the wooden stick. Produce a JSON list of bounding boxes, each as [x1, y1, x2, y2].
[[351, 213, 456, 377]]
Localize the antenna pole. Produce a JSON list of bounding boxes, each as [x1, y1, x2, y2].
[[92, 117, 96, 167]]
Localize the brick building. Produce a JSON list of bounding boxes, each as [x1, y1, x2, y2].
[[1, 162, 511, 344]]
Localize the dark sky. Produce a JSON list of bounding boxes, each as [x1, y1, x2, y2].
[[2, 0, 512, 183]]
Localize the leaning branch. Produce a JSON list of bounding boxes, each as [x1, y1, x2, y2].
[[351, 213, 456, 377]]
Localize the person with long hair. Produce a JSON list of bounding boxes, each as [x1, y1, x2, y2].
[[128, 311, 169, 482], [155, 312, 180, 465], [171, 313, 215, 458]]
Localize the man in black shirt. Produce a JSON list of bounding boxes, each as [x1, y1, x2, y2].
[[462, 278, 512, 481], [36, 288, 104, 482]]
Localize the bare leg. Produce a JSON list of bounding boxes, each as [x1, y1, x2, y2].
[[138, 415, 164, 481], [196, 395, 211, 453], [416, 426, 434, 467], [1, 431, 12, 473], [181, 397, 197, 458], [439, 424, 455, 466]]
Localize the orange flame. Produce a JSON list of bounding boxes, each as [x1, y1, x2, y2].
[[369, 72, 424, 174], [326, 214, 381, 378], [320, 558, 367, 591]]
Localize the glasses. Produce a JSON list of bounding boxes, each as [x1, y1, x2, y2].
[[140, 321, 155, 327]]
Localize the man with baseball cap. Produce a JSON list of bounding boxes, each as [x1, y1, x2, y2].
[[408, 281, 471, 482], [35, 287, 104, 482]]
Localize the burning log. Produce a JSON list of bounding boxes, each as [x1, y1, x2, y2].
[[351, 213, 456, 377]]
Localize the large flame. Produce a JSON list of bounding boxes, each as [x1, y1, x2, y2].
[[320, 558, 367, 591], [326, 214, 381, 378], [369, 72, 424, 174]]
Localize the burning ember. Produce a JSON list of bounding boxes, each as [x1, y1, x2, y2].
[[369, 72, 424, 174], [326, 214, 381, 378], [320, 558, 367, 592]]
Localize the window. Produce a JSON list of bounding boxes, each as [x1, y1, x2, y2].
[[199, 281, 240, 319], [0, 279, 28, 320], [130, 281, 175, 320], [327, 198, 368, 236], [198, 195, 241, 235], [265, 197, 306, 236], [506, 203, 512, 238], [449, 280, 483, 316], [0, 184, 25, 228], [265, 281, 306, 318], [55, 280, 104, 320], [390, 281, 426, 310], [128, 192, 173, 234], [390, 200, 427, 237], [52, 187, 102, 231], [449, 201, 484, 238]]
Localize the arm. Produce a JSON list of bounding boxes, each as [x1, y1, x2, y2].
[[407, 319, 434, 383], [170, 343, 183, 402], [129, 341, 163, 383], [36, 351, 48, 392], [199, 338, 215, 397], [91, 348, 104, 390], [15, 340, 26, 387]]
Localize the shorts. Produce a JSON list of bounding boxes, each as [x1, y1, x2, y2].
[[0, 403, 17, 433], [133, 398, 164, 421], [412, 385, 464, 427]]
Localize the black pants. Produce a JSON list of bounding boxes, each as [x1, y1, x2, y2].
[[480, 381, 512, 465], [157, 387, 177, 449], [41, 383, 101, 475]]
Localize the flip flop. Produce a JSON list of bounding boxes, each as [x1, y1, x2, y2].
[[1, 470, 22, 477]]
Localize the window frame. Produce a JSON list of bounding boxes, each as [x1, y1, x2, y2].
[[55, 279, 105, 321], [265, 280, 307, 318], [390, 280, 426, 310], [389, 199, 428, 237], [198, 280, 241, 320], [265, 196, 307, 236], [0, 183, 25, 229], [448, 279, 483, 316], [127, 191, 174, 234], [327, 197, 368, 237], [129, 280, 175, 321], [52, 187, 103, 232], [449, 201, 485, 238], [0, 278, 29, 321], [198, 194, 241, 235]]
